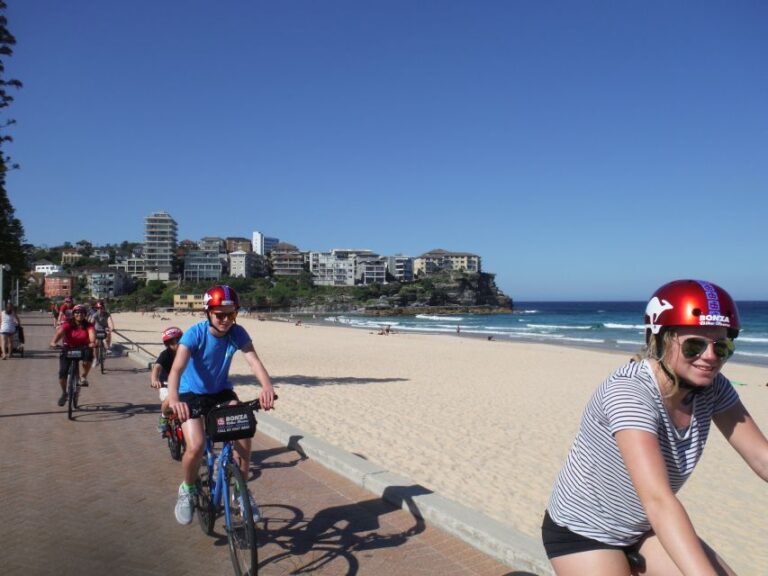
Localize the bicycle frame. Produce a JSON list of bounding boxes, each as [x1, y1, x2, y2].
[[201, 437, 239, 531]]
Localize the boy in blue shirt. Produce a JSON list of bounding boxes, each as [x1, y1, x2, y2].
[[166, 285, 275, 525]]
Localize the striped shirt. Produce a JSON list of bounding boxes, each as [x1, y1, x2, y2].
[[547, 359, 739, 546]]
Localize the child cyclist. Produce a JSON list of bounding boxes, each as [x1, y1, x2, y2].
[[150, 326, 183, 436], [166, 285, 275, 525]]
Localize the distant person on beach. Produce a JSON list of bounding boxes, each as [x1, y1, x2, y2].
[[150, 326, 183, 436], [50, 304, 95, 405], [0, 302, 20, 359], [542, 280, 768, 575], [166, 284, 275, 525]]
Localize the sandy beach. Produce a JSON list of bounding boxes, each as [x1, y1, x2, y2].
[[113, 311, 768, 574]]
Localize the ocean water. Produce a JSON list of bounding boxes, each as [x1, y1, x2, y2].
[[325, 301, 768, 366]]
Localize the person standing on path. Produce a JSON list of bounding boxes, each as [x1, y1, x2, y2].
[[0, 302, 20, 359]]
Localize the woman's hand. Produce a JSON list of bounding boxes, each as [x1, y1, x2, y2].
[[150, 378, 162, 389]]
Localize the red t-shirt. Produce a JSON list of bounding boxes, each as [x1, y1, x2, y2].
[[61, 321, 93, 348]]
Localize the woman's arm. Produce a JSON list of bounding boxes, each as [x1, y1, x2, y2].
[[50, 325, 64, 347], [616, 429, 720, 575], [715, 400, 768, 481], [241, 342, 275, 410]]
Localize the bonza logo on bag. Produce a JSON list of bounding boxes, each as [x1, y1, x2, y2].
[[219, 413, 249, 430]]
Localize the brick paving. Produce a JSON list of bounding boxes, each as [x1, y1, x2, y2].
[[0, 314, 530, 576]]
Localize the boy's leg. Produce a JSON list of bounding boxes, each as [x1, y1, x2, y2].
[[180, 417, 206, 484]]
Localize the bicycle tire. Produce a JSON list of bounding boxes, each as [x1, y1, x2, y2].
[[167, 419, 183, 461], [226, 463, 258, 576], [99, 342, 106, 374], [67, 365, 77, 420], [195, 459, 215, 535]]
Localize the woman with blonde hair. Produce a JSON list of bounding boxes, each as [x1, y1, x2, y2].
[[543, 279, 768, 575]]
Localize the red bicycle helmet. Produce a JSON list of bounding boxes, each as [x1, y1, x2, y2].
[[95, 300, 105, 309], [162, 326, 183, 343], [64, 296, 73, 304], [72, 304, 86, 314], [204, 284, 240, 310], [645, 279, 741, 341]]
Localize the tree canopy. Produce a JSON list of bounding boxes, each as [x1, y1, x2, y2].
[[0, 1, 24, 304]]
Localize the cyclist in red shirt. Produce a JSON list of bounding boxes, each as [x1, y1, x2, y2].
[[50, 304, 96, 406], [57, 296, 75, 326]]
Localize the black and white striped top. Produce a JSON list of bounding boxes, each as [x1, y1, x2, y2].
[[547, 359, 739, 546]]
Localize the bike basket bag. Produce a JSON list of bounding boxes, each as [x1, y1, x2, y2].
[[95, 330, 107, 339], [205, 404, 256, 442], [65, 349, 83, 359]]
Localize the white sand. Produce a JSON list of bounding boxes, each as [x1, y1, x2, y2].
[[113, 312, 768, 574]]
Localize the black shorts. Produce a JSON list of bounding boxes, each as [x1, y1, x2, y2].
[[179, 389, 239, 419], [541, 510, 632, 559], [58, 348, 94, 379]]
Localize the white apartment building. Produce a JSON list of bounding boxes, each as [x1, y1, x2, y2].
[[34, 260, 64, 276], [252, 230, 280, 256], [309, 250, 357, 286], [144, 211, 178, 280], [269, 243, 306, 277], [228, 250, 265, 278], [110, 257, 146, 279], [87, 269, 131, 298], [309, 249, 387, 286], [385, 255, 414, 282]]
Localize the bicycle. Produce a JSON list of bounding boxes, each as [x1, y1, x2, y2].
[[194, 398, 270, 576], [94, 329, 107, 373], [62, 346, 89, 420]]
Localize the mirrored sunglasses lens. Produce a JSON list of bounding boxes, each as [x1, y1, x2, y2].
[[681, 338, 708, 358], [713, 340, 735, 359]]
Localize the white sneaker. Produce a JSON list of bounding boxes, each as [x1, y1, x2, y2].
[[175, 483, 195, 525]]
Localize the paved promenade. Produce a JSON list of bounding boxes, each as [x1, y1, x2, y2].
[[0, 315, 534, 576]]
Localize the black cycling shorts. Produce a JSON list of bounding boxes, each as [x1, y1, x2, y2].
[[541, 510, 631, 559], [58, 348, 94, 379], [179, 389, 239, 419]]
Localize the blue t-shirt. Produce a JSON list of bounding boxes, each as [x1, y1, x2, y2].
[[179, 321, 252, 395]]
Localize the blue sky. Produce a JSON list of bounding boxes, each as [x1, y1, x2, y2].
[[5, 1, 766, 300]]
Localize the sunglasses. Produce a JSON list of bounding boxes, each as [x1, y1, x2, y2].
[[73, 311, 85, 315], [679, 336, 735, 360], [212, 311, 237, 322]]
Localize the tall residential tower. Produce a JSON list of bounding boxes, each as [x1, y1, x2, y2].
[[144, 211, 178, 280]]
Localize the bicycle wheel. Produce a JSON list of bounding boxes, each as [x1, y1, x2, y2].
[[195, 458, 215, 535], [226, 462, 258, 576], [99, 342, 106, 373], [67, 365, 78, 420], [167, 419, 183, 461]]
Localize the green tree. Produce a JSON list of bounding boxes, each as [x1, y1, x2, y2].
[[0, 1, 24, 304]]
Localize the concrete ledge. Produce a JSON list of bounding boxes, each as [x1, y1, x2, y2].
[[122, 347, 552, 574]]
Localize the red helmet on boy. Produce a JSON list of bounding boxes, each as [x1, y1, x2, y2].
[[644, 279, 741, 341], [162, 326, 183, 343], [204, 285, 240, 310]]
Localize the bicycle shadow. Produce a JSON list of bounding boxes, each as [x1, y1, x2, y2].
[[70, 402, 161, 422], [252, 486, 428, 574]]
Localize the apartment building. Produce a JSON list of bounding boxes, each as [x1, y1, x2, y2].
[[144, 211, 178, 280], [229, 250, 266, 278], [34, 260, 63, 276], [413, 249, 481, 277], [226, 237, 252, 253], [385, 255, 414, 282], [269, 243, 306, 277], [252, 230, 280, 256], [87, 269, 131, 298], [183, 250, 222, 282], [44, 273, 76, 299]]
